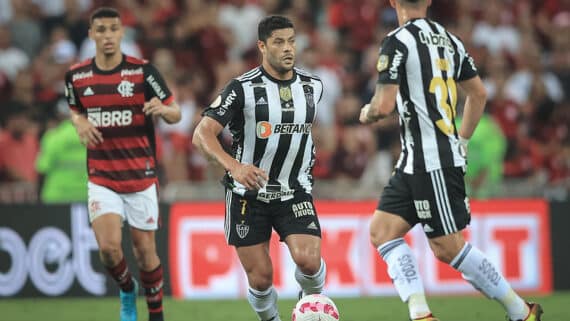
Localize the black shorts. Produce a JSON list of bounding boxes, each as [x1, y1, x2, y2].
[[378, 167, 471, 238], [225, 191, 322, 247]]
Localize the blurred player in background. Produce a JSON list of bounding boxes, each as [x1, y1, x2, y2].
[[359, 1, 542, 321], [193, 15, 326, 321], [65, 7, 181, 321]]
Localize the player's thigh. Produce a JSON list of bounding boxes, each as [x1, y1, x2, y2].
[[410, 167, 471, 239], [90, 214, 123, 250], [88, 181, 126, 224], [272, 192, 321, 242], [225, 190, 272, 246], [377, 170, 418, 229], [122, 183, 159, 231]]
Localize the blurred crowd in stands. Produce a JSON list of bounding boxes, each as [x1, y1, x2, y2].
[[0, 0, 568, 203]]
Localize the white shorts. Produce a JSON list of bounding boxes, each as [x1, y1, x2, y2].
[[87, 182, 159, 230]]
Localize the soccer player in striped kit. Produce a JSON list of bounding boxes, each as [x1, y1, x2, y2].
[[359, 1, 543, 321], [65, 7, 181, 321], [193, 15, 327, 321]]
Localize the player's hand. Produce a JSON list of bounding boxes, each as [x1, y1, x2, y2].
[[75, 117, 103, 146], [229, 163, 269, 191], [143, 97, 167, 117], [359, 104, 375, 124]]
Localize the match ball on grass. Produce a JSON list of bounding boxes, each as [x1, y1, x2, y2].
[[291, 294, 340, 321]]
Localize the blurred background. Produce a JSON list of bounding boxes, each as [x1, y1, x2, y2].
[[0, 0, 567, 204]]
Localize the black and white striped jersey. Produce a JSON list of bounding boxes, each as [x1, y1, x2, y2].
[[203, 66, 323, 202], [377, 18, 479, 174]]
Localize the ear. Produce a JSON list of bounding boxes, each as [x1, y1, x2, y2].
[[389, 0, 397, 8], [257, 40, 265, 55], [88, 27, 93, 40]]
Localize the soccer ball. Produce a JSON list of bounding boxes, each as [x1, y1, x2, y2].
[[291, 294, 340, 321]]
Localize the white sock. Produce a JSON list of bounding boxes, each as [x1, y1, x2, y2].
[[378, 238, 430, 319], [295, 258, 326, 295], [247, 286, 281, 321], [451, 243, 528, 321]]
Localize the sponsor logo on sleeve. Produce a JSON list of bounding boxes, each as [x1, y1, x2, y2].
[[146, 75, 167, 100], [217, 90, 237, 116], [389, 50, 404, 80]]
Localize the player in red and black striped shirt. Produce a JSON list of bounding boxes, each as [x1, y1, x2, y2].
[[65, 7, 180, 321]]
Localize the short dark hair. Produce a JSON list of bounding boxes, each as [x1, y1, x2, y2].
[[90, 7, 120, 25], [258, 15, 294, 42]]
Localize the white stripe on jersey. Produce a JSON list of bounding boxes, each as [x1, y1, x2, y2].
[[394, 28, 440, 171], [276, 81, 308, 188], [417, 19, 444, 170], [391, 19, 468, 173], [229, 69, 322, 200], [258, 80, 281, 178]]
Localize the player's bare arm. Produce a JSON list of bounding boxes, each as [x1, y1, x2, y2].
[[360, 83, 399, 124], [70, 110, 103, 146], [457, 76, 487, 140], [193, 117, 268, 190], [142, 97, 182, 124]]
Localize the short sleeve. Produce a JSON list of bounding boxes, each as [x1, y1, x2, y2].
[[64, 71, 84, 114], [457, 52, 478, 82], [143, 63, 174, 105], [202, 79, 244, 127], [377, 35, 408, 85]]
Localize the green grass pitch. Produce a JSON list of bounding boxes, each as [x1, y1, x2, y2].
[[2, 293, 568, 321]]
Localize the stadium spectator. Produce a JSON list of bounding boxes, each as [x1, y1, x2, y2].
[[0, 25, 30, 82], [0, 101, 39, 183], [36, 101, 87, 203]]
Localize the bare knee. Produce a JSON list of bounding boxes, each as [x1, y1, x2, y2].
[[132, 242, 158, 270], [99, 240, 122, 266], [246, 266, 273, 290], [293, 252, 321, 275], [369, 211, 410, 248]]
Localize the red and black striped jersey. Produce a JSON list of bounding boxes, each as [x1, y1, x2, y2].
[[64, 54, 174, 193]]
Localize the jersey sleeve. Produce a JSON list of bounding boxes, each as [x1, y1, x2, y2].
[[377, 35, 408, 85], [202, 79, 244, 127], [64, 71, 85, 114], [143, 63, 174, 105], [457, 51, 478, 81]]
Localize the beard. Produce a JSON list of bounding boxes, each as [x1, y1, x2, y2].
[[273, 61, 294, 75]]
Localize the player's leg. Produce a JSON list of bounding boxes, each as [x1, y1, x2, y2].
[[273, 193, 325, 297], [124, 183, 164, 321], [88, 182, 137, 321], [373, 171, 434, 320], [227, 191, 279, 321], [285, 234, 325, 296], [237, 243, 280, 321], [425, 167, 541, 321]]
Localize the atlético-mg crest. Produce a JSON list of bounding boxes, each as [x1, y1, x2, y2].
[[236, 223, 249, 239]]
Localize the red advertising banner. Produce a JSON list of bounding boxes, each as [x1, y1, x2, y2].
[[169, 200, 551, 299]]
